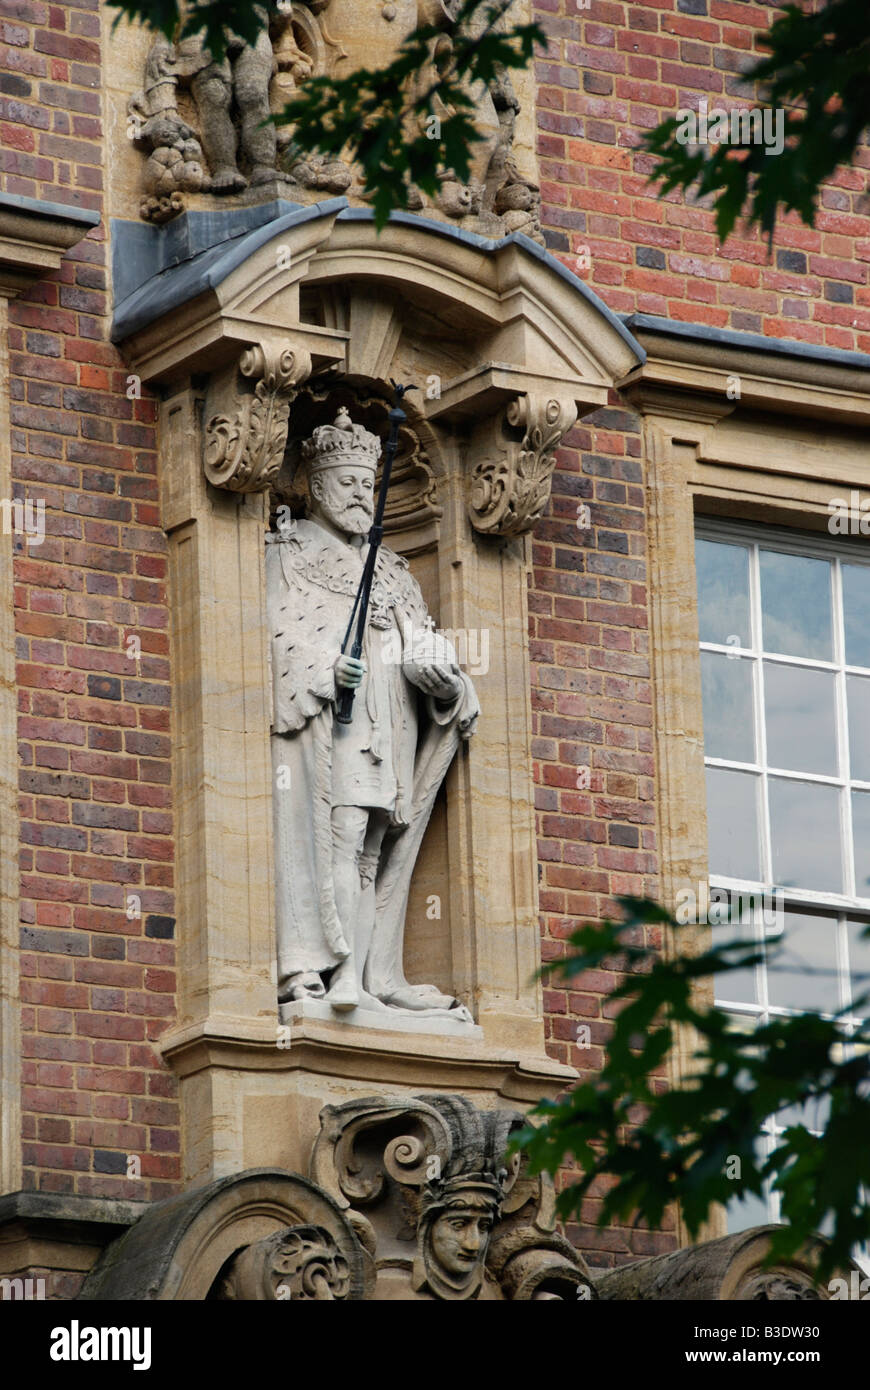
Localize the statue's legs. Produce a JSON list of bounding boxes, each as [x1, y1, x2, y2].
[[190, 61, 247, 192], [233, 36, 281, 186], [325, 805, 372, 1010]]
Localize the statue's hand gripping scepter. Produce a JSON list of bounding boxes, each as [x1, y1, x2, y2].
[[335, 383, 417, 726]]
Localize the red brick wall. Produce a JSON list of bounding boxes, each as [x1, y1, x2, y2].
[[530, 405, 670, 1267], [533, 0, 870, 347], [2, 0, 179, 1203]]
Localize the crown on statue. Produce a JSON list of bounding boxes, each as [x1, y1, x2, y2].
[[301, 407, 381, 474]]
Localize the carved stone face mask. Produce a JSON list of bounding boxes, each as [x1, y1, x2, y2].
[[414, 1189, 501, 1299], [429, 1207, 494, 1280]]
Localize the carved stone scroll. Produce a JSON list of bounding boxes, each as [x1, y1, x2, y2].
[[203, 343, 313, 493], [215, 1225, 354, 1301], [467, 394, 579, 538], [309, 1093, 596, 1301]]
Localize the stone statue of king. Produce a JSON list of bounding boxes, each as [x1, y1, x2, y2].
[[266, 408, 479, 1021]]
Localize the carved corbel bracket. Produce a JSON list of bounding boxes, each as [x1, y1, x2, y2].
[[203, 342, 313, 493], [467, 394, 579, 539]]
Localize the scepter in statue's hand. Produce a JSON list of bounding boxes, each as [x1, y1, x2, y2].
[[335, 382, 417, 726]]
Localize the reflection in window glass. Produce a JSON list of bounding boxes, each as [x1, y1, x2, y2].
[[766, 910, 840, 1014], [843, 563, 870, 669], [705, 767, 761, 881], [848, 675, 870, 782], [769, 778, 842, 894], [695, 538, 751, 646], [725, 1133, 771, 1235], [710, 918, 757, 1005], [760, 549, 832, 660], [701, 653, 755, 762], [853, 792, 870, 899], [764, 663, 838, 776], [777, 1092, 831, 1133], [847, 920, 870, 1018]]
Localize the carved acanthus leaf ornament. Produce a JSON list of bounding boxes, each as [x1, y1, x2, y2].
[[203, 343, 312, 493], [467, 394, 578, 538]]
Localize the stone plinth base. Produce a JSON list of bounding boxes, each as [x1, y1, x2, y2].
[[157, 1015, 575, 1187], [278, 995, 482, 1038]]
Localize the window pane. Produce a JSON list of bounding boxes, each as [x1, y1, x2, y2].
[[777, 1093, 831, 1133], [843, 563, 870, 669], [853, 791, 870, 899], [701, 652, 755, 762], [695, 538, 751, 647], [706, 767, 761, 880], [711, 917, 758, 1005], [766, 908, 841, 1013], [848, 675, 870, 781], [847, 919, 870, 1017], [725, 1133, 771, 1233], [769, 778, 843, 893], [726, 1188, 771, 1234], [763, 663, 838, 776], [760, 550, 832, 661]]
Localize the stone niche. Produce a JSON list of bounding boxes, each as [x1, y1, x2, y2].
[[111, 197, 644, 1186]]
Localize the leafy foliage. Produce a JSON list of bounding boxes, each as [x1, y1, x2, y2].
[[644, 0, 870, 243], [513, 897, 870, 1281], [107, 0, 546, 228]]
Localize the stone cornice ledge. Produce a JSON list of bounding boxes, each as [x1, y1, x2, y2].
[[620, 312, 870, 425], [157, 1015, 576, 1103], [0, 1190, 148, 1239], [0, 192, 100, 298]]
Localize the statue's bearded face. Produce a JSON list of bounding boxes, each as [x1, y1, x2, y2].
[[428, 1203, 494, 1284], [310, 465, 375, 536]]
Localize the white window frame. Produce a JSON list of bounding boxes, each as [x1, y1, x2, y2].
[[695, 517, 870, 1245]]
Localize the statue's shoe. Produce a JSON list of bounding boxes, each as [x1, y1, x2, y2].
[[279, 970, 326, 1003], [326, 983, 359, 1012], [379, 983, 459, 1013], [325, 961, 359, 1012]]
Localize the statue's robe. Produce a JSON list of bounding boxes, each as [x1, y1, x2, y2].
[[266, 518, 479, 1002]]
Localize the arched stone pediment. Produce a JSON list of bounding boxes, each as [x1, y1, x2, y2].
[[80, 1168, 371, 1301], [113, 201, 641, 403], [113, 201, 642, 535]]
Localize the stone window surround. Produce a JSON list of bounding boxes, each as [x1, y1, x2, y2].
[[621, 313, 870, 1248]]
